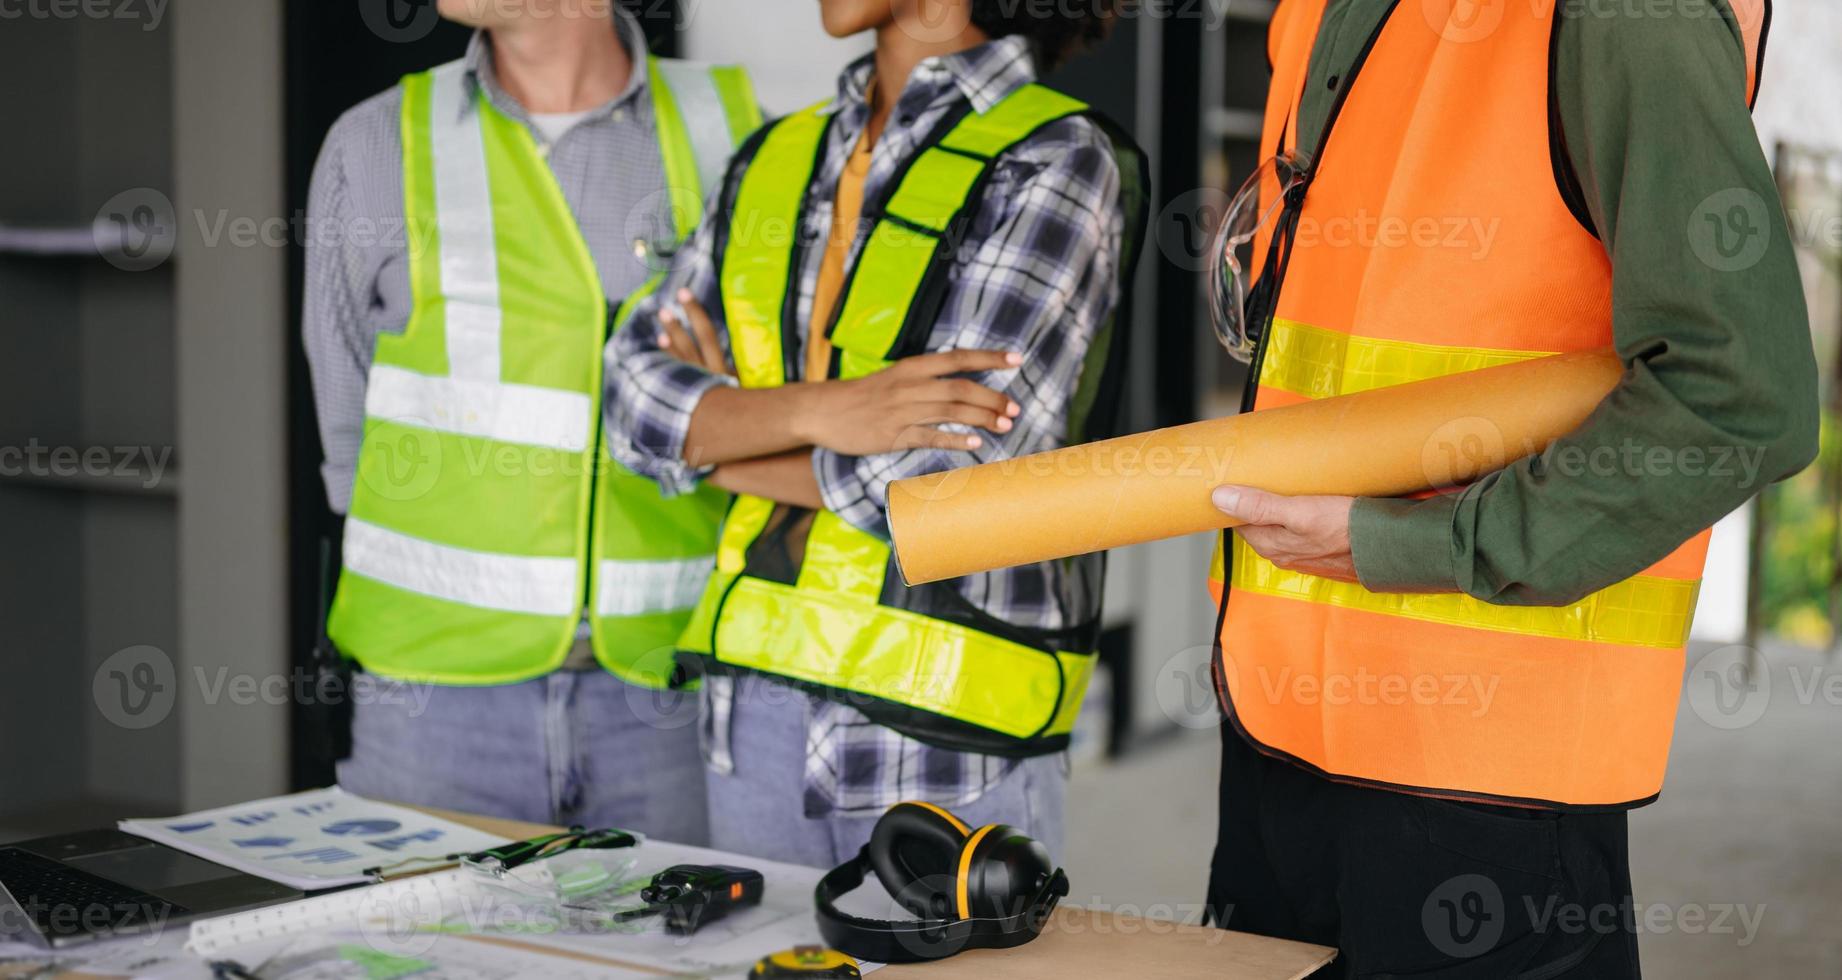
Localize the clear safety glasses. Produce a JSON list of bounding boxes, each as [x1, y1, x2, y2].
[[1207, 153, 1306, 362]]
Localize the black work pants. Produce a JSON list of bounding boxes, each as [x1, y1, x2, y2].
[[1207, 723, 1642, 978]]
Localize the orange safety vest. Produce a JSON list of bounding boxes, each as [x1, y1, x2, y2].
[[1212, 0, 1769, 809]]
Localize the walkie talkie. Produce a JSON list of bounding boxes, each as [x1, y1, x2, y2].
[[638, 864, 764, 935]]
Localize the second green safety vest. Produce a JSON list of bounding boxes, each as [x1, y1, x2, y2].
[[677, 84, 1149, 756], [327, 57, 762, 688]]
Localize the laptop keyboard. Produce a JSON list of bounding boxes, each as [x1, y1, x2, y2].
[[0, 847, 187, 939]]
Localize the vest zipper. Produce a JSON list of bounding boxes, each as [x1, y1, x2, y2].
[[580, 307, 615, 651]]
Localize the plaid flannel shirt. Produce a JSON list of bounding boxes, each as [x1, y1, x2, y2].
[[603, 36, 1123, 817]]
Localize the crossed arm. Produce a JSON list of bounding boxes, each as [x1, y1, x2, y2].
[[650, 289, 1019, 509], [603, 124, 1121, 536]]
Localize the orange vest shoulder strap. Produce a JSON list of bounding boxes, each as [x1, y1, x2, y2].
[[1268, 0, 1299, 70], [1722, 0, 1771, 107]]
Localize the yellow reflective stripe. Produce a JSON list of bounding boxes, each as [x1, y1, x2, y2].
[[1244, 320, 1697, 648], [712, 577, 1094, 739], [829, 222, 938, 363], [884, 148, 984, 231], [709, 64, 764, 143], [652, 59, 738, 204], [647, 61, 707, 242], [1259, 317, 1554, 399], [425, 61, 503, 385], [596, 555, 715, 616], [796, 510, 890, 601], [938, 84, 1085, 156], [837, 349, 891, 381], [829, 86, 1081, 365], [364, 364, 593, 452], [1229, 537, 1698, 649], [344, 517, 579, 616], [390, 70, 449, 378], [717, 494, 778, 574], [722, 105, 829, 389], [1045, 655, 1095, 738]]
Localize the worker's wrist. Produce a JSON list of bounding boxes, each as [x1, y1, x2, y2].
[[785, 382, 828, 448], [1349, 494, 1462, 594]]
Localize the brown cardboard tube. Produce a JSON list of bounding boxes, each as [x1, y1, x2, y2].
[[887, 350, 1624, 585]]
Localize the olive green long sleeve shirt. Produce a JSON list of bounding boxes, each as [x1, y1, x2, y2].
[[1331, 1, 1820, 603]]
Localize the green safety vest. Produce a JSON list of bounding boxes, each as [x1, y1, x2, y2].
[[327, 57, 762, 688], [677, 84, 1148, 756]]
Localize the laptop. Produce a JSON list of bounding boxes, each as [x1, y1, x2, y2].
[[0, 827, 302, 948]]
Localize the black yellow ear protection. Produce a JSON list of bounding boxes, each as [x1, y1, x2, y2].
[[814, 801, 1069, 963]]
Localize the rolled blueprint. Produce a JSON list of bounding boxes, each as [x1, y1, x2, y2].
[[887, 350, 1624, 585]]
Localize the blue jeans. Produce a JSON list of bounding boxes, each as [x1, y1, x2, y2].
[[704, 676, 1068, 869], [336, 669, 708, 845]]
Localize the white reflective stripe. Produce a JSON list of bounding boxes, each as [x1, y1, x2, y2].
[[653, 59, 733, 199], [597, 555, 716, 617], [344, 517, 579, 616], [429, 60, 502, 383], [365, 364, 592, 451]]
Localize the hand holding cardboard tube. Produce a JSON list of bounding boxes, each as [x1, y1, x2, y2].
[[885, 350, 1626, 585]]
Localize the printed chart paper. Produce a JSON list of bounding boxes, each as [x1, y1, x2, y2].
[[120, 787, 510, 891]]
